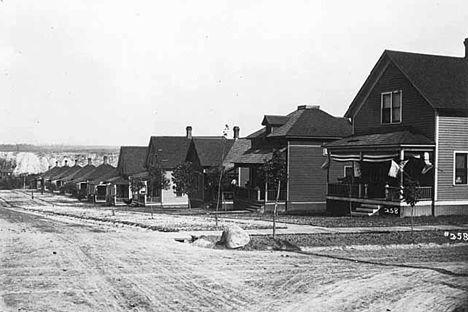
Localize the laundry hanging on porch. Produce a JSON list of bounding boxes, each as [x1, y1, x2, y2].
[[330, 152, 398, 162], [388, 160, 400, 178], [388, 159, 409, 178], [353, 161, 361, 177], [421, 152, 434, 174], [320, 157, 330, 170]]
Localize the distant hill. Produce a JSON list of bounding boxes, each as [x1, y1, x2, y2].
[[0, 144, 119, 153], [0, 145, 121, 175]]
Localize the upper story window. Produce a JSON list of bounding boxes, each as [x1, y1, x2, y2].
[[381, 91, 402, 124]]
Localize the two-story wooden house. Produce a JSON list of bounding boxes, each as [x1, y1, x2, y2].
[[233, 105, 352, 213], [325, 39, 468, 217]]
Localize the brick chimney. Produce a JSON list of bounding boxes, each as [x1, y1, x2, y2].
[[87, 158, 92, 166], [298, 105, 320, 110], [186, 126, 193, 139], [233, 126, 240, 140], [464, 38, 468, 59], [103, 156, 108, 165]]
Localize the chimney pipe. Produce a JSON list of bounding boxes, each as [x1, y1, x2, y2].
[[233, 126, 240, 140], [464, 38, 468, 59], [103, 156, 108, 165], [87, 158, 92, 166], [64, 160, 68, 167], [75, 159, 78, 166], [55, 161, 59, 167], [186, 126, 193, 139]]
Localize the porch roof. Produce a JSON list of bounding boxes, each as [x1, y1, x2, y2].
[[325, 129, 435, 151], [106, 175, 129, 185], [232, 146, 286, 165]]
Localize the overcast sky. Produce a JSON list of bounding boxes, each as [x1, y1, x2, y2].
[[1, 0, 467, 146]]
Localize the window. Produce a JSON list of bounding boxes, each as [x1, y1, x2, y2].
[[344, 166, 353, 178], [454, 153, 468, 185], [381, 91, 402, 124]]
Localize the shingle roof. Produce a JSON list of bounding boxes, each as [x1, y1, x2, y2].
[[88, 168, 119, 185], [223, 139, 252, 170], [232, 146, 287, 165], [117, 146, 148, 176], [61, 164, 96, 182], [53, 165, 82, 180], [148, 136, 192, 169], [41, 166, 63, 180], [81, 164, 116, 183], [262, 115, 289, 126], [386, 50, 468, 113], [346, 49, 468, 117], [325, 129, 435, 150], [246, 127, 266, 139], [192, 137, 235, 167], [267, 107, 352, 138]]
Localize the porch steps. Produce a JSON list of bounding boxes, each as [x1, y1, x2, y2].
[[244, 202, 264, 213], [351, 204, 382, 217]]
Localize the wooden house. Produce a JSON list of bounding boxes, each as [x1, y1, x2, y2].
[[325, 39, 468, 217], [232, 105, 352, 213], [106, 146, 147, 206], [140, 128, 193, 207]]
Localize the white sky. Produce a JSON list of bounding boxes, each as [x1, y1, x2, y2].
[[1, 0, 467, 146]]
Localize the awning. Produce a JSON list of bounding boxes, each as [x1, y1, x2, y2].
[[330, 152, 399, 163]]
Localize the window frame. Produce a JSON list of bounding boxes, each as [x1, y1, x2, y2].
[[453, 151, 468, 185], [381, 90, 402, 124], [344, 165, 353, 178]]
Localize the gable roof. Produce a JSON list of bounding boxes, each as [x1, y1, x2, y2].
[[88, 168, 119, 185], [192, 137, 235, 167], [41, 166, 63, 180], [61, 164, 96, 182], [117, 146, 148, 176], [82, 164, 116, 182], [346, 49, 468, 117], [53, 165, 82, 181], [267, 107, 352, 139], [262, 115, 289, 126], [147, 136, 192, 169]]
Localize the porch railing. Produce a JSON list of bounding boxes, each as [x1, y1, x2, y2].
[[95, 195, 106, 202], [234, 187, 286, 202], [328, 183, 433, 202], [266, 189, 287, 201], [235, 187, 261, 201]]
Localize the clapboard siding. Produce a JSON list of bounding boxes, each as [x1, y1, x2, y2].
[[353, 62, 435, 140], [437, 116, 468, 202], [288, 145, 347, 202], [288, 145, 325, 202]]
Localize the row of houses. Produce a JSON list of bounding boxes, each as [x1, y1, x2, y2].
[[35, 39, 468, 217]]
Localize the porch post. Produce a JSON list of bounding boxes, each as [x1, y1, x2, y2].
[[326, 153, 330, 195], [399, 149, 405, 200]]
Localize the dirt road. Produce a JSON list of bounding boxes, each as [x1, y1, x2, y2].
[[1, 194, 468, 311]]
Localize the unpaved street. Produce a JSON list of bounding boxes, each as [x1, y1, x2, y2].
[[1, 193, 468, 311]]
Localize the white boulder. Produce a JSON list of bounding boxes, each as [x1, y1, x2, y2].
[[219, 225, 250, 249]]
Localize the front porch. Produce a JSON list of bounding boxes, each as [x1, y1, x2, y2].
[[325, 130, 436, 217], [233, 186, 287, 212]]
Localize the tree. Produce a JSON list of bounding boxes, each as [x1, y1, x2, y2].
[[130, 177, 145, 207], [171, 161, 198, 209], [259, 149, 287, 238], [147, 162, 171, 216], [402, 178, 421, 237]]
